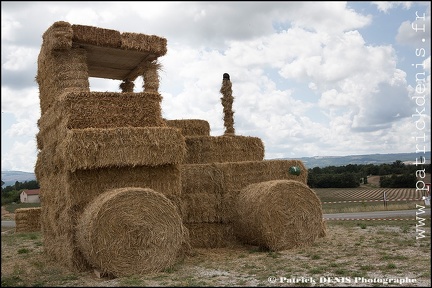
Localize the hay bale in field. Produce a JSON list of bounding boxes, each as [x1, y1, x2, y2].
[[15, 207, 42, 233], [76, 187, 190, 277], [216, 160, 308, 223], [233, 180, 324, 251], [166, 119, 210, 136], [184, 135, 264, 164]]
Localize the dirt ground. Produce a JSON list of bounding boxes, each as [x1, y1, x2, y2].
[[2, 182, 430, 286], [1, 220, 430, 287], [1, 205, 14, 219]]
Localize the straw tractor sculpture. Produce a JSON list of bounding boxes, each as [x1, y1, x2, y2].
[[34, 21, 326, 277]]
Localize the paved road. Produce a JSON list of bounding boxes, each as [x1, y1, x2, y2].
[[2, 220, 15, 227], [324, 208, 430, 219], [2, 209, 430, 227]]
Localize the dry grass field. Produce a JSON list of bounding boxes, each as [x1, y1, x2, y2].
[[1, 220, 430, 287], [314, 187, 426, 214], [2, 186, 430, 287]]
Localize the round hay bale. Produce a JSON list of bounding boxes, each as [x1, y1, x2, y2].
[[76, 187, 189, 277], [234, 180, 324, 251]]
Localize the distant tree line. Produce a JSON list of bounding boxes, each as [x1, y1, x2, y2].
[[307, 161, 431, 188], [1, 180, 40, 205], [379, 174, 418, 188]]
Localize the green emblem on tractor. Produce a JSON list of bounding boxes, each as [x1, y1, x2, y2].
[[289, 166, 301, 176]]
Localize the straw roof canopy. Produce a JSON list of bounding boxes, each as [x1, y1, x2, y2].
[[41, 21, 167, 81]]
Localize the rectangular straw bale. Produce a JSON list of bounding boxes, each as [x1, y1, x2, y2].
[[64, 165, 182, 209], [184, 223, 238, 248], [35, 165, 77, 235], [37, 176, 76, 236], [121, 32, 167, 56], [35, 173, 66, 208], [166, 119, 210, 136], [41, 208, 78, 241], [36, 150, 183, 238], [216, 159, 308, 190], [59, 91, 165, 128], [43, 231, 90, 272], [72, 24, 122, 48], [184, 135, 264, 164], [180, 164, 224, 195], [59, 127, 186, 170], [180, 164, 225, 223], [35, 147, 64, 182], [37, 90, 166, 149], [181, 193, 222, 223], [39, 184, 80, 238], [45, 205, 77, 236], [37, 47, 90, 114], [41, 21, 73, 51], [15, 207, 42, 233], [15, 207, 41, 220], [39, 188, 89, 271], [36, 116, 67, 150], [38, 193, 83, 269], [219, 189, 241, 224]]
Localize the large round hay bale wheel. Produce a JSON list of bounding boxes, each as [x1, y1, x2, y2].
[[76, 187, 189, 277], [234, 180, 325, 251]]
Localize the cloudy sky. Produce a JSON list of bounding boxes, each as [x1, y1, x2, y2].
[[1, 1, 431, 173]]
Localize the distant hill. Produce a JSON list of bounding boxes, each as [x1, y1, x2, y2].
[[284, 151, 431, 169], [1, 171, 36, 188]]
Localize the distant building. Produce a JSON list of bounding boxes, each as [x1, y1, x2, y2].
[[403, 159, 431, 165], [20, 189, 40, 203]]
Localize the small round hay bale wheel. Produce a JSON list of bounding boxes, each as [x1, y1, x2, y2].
[[76, 187, 189, 277], [234, 180, 325, 251]]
